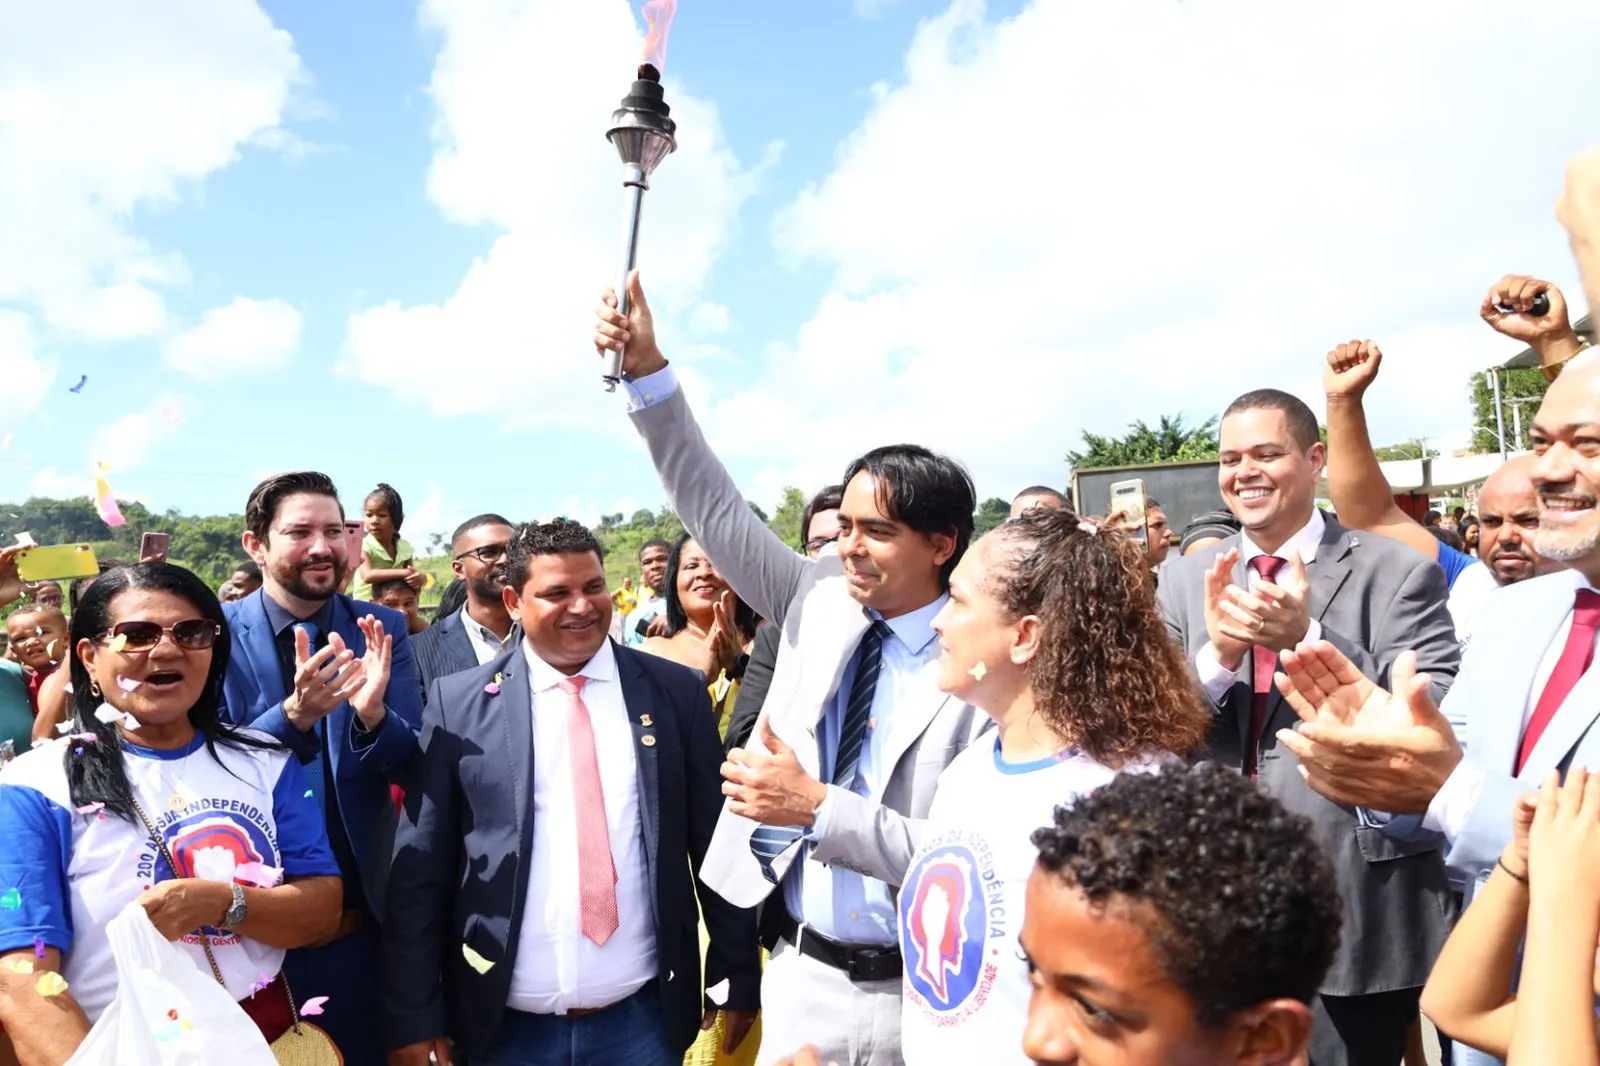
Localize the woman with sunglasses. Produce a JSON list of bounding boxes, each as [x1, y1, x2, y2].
[[0, 563, 343, 1063]]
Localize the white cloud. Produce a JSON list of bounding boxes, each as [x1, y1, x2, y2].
[[689, 301, 731, 335], [0, 312, 58, 428], [88, 397, 186, 473], [339, 0, 774, 427], [29, 467, 92, 502], [685, 0, 1600, 497], [162, 297, 303, 379], [0, 1, 304, 341]]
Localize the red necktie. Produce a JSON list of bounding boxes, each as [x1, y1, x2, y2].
[[1515, 589, 1600, 775], [1245, 555, 1286, 779], [559, 676, 619, 945]]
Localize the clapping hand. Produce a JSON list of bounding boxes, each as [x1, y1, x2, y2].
[[348, 615, 393, 729], [283, 630, 364, 732], [1202, 549, 1251, 670], [1217, 552, 1312, 655]]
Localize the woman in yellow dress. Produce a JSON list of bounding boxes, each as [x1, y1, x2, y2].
[[640, 533, 762, 1066]]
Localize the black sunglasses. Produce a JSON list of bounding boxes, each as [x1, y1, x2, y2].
[[456, 542, 509, 565], [104, 619, 222, 653]]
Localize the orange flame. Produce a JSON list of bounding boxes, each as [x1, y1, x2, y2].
[[641, 0, 678, 76]]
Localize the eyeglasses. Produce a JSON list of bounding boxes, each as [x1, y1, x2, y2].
[[456, 543, 509, 565], [103, 619, 222, 652], [804, 534, 840, 555]]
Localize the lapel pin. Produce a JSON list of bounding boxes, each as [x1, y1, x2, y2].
[[640, 714, 653, 727], [641, 735, 656, 747], [484, 672, 504, 696]]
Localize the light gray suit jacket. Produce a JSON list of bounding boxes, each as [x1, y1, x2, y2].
[[1157, 514, 1459, 996], [630, 385, 985, 909]]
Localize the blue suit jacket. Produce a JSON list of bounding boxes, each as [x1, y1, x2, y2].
[[382, 640, 761, 1061], [219, 589, 423, 914]]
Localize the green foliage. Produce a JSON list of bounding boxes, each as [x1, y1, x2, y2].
[[1372, 441, 1434, 461], [766, 487, 806, 551], [1469, 368, 1548, 452], [0, 496, 247, 588], [973, 497, 1011, 536], [1067, 414, 1219, 470]]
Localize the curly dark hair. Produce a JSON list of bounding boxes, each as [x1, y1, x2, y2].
[[986, 509, 1209, 765], [505, 518, 605, 591], [1032, 763, 1341, 1027]]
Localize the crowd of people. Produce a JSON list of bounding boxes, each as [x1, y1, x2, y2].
[[0, 146, 1596, 1066]]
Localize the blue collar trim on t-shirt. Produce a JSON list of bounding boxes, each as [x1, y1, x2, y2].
[[122, 733, 207, 761], [991, 736, 1076, 775]]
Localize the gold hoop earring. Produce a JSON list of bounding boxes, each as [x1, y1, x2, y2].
[[88, 678, 102, 698]]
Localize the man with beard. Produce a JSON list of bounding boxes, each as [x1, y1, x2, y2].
[[413, 513, 516, 699], [220, 470, 423, 1066], [1274, 353, 1600, 1066], [1322, 339, 1559, 644]]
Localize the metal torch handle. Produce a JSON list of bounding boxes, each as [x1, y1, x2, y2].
[[603, 164, 650, 391]]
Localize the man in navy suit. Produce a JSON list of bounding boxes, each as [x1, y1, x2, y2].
[[413, 512, 517, 699], [222, 470, 423, 1066], [385, 518, 760, 1066]]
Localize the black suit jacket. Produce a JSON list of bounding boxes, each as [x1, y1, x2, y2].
[[722, 622, 779, 754], [412, 609, 479, 704], [383, 639, 761, 1060]]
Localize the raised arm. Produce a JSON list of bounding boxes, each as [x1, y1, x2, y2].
[[594, 273, 810, 626], [1323, 340, 1440, 560]]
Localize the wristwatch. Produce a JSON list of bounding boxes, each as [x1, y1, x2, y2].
[[222, 883, 248, 930]]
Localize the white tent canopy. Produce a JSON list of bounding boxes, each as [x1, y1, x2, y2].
[[1318, 451, 1522, 495]]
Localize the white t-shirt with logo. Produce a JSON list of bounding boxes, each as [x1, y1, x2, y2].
[[0, 731, 337, 1019], [898, 738, 1165, 1065]]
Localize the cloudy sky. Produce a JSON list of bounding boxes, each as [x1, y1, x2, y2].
[[2, 0, 1597, 543]]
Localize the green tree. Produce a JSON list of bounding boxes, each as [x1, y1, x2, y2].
[[1067, 414, 1219, 470], [1372, 440, 1436, 461], [973, 497, 1011, 536], [767, 487, 806, 550], [1469, 368, 1547, 452]]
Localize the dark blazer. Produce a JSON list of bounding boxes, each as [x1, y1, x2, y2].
[[1157, 514, 1459, 996], [219, 589, 423, 914], [383, 640, 762, 1061], [412, 609, 479, 702], [721, 622, 779, 754]]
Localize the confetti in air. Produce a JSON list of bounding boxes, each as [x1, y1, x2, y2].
[[968, 662, 988, 681], [68, 375, 87, 394], [0, 890, 20, 910], [300, 996, 329, 1016], [234, 862, 283, 888], [116, 675, 141, 692], [107, 634, 128, 653], [75, 802, 105, 816], [462, 944, 495, 974], [32, 937, 44, 959], [94, 467, 125, 529], [706, 978, 730, 1006]]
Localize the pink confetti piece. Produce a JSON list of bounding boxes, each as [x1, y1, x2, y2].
[[115, 675, 141, 692], [74, 802, 105, 816], [483, 682, 500, 695], [234, 862, 283, 888], [299, 996, 329, 1016], [68, 733, 98, 743], [247, 973, 275, 997], [33, 936, 44, 959], [93, 470, 125, 529]]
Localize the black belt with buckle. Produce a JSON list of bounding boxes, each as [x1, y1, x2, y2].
[[778, 914, 902, 982]]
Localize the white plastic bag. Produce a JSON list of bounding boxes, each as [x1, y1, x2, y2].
[[65, 902, 277, 1065]]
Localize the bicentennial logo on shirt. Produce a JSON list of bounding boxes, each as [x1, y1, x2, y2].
[[135, 801, 277, 942], [900, 832, 1003, 1023]]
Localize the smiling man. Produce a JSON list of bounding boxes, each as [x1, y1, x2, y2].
[[1155, 388, 1459, 1066], [385, 519, 760, 1066], [220, 470, 423, 1066], [594, 274, 986, 1066]]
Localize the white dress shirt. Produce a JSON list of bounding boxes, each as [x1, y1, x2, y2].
[[1424, 580, 1600, 836], [1195, 510, 1327, 702], [507, 639, 657, 1013], [460, 607, 510, 666]]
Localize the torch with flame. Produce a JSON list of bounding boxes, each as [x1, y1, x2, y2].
[[601, 0, 679, 391]]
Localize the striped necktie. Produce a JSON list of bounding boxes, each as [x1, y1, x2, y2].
[[750, 621, 889, 884]]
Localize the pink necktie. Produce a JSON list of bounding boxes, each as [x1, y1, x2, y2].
[[559, 676, 619, 946], [1245, 555, 1286, 779], [1516, 589, 1600, 775]]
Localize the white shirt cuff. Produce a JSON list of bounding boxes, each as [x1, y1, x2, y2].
[[806, 785, 837, 842], [1196, 642, 1241, 703], [1423, 757, 1487, 838], [623, 365, 679, 412]]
